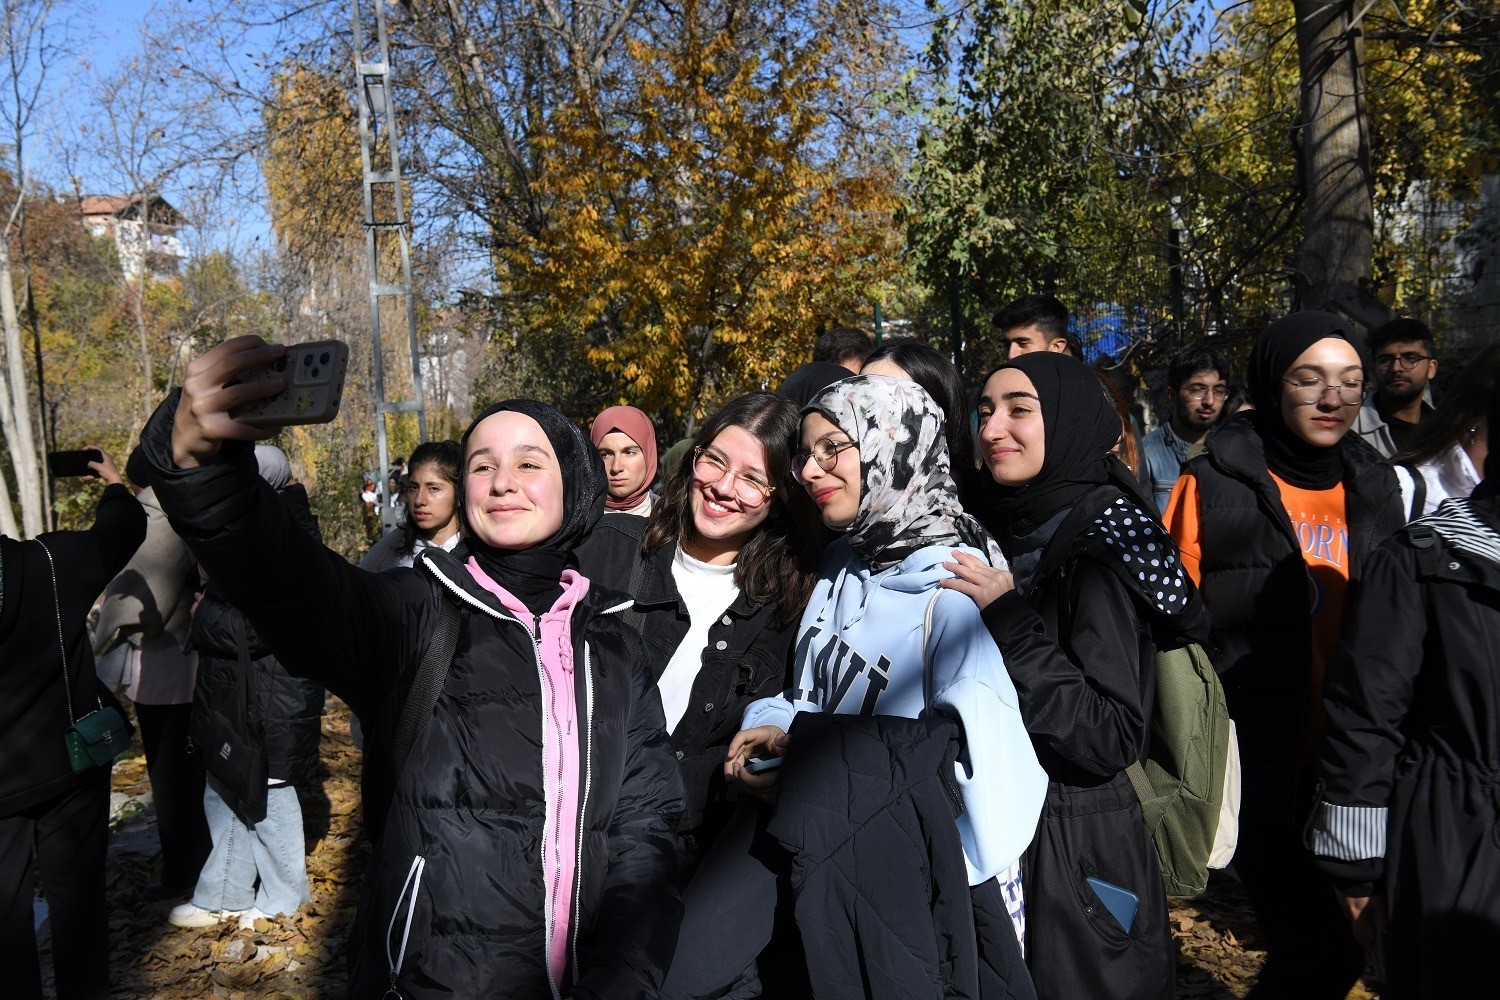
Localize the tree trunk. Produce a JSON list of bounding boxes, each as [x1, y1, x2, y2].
[[1292, 1, 1374, 311], [0, 452, 19, 538], [0, 234, 44, 536]]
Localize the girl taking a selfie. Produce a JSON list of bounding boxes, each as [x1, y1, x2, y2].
[[142, 336, 683, 1000]]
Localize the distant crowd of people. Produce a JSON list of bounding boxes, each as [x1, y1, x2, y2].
[[2, 296, 1497, 1000]]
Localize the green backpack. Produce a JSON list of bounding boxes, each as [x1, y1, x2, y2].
[[1125, 641, 1241, 897]]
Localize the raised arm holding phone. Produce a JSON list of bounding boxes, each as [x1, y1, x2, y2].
[[142, 335, 683, 1000]]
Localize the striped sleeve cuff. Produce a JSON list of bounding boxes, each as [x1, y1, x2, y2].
[[1308, 801, 1388, 861]]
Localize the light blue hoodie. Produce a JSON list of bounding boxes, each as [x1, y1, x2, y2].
[[743, 538, 1048, 885]]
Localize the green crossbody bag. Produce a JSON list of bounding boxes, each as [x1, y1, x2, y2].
[[38, 540, 134, 772]]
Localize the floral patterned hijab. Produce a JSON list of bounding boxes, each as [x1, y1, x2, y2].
[[806, 375, 1004, 572]]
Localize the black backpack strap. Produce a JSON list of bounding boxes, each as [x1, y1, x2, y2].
[[1399, 463, 1427, 521], [389, 595, 467, 791]]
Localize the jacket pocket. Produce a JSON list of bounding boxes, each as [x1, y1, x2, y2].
[[386, 854, 428, 997]]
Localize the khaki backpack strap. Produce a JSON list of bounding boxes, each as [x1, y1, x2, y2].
[[1124, 760, 1155, 807]]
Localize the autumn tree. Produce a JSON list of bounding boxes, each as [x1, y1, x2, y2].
[[503, 0, 902, 431]]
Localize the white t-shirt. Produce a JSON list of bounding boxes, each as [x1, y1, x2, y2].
[[657, 545, 740, 733]]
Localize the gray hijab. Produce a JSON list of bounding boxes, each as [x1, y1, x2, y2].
[[807, 375, 1004, 572]]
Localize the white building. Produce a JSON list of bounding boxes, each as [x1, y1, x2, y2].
[[78, 193, 187, 279]]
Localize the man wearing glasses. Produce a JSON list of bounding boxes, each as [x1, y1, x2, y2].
[[1141, 346, 1231, 513], [1353, 318, 1438, 457]]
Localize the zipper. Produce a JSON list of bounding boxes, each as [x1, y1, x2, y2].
[[386, 855, 428, 999], [425, 561, 563, 1000], [530, 614, 564, 1000], [570, 643, 596, 981]]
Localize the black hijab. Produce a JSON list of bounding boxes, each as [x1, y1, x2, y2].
[[460, 400, 607, 612], [983, 352, 1136, 537], [1247, 311, 1361, 491], [777, 362, 854, 409]]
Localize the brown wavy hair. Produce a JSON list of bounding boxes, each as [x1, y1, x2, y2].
[[643, 392, 822, 621]]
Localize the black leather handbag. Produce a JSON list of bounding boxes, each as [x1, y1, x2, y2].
[[191, 615, 268, 825]]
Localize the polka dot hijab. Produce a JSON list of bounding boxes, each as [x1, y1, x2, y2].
[[1090, 501, 1191, 616]]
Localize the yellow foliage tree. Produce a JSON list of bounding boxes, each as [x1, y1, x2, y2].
[[507, 0, 901, 429]]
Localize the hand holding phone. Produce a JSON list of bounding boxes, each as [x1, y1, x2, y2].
[[48, 447, 122, 485], [228, 339, 348, 428]]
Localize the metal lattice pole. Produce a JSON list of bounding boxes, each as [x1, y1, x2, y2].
[[353, 0, 428, 532]]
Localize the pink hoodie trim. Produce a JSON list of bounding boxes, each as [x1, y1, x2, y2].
[[464, 559, 590, 988]]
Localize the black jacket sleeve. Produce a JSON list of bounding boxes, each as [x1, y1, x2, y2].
[[1310, 537, 1426, 890], [139, 392, 420, 716], [187, 587, 270, 660], [981, 555, 1147, 779], [572, 629, 685, 1000], [41, 482, 147, 623]]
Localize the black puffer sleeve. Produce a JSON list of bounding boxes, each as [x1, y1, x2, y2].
[[139, 391, 423, 717], [44, 483, 147, 618], [1308, 536, 1426, 891], [981, 556, 1148, 779], [572, 622, 685, 1000]]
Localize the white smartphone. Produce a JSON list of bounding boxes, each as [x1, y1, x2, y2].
[[745, 755, 783, 775], [229, 340, 349, 428]]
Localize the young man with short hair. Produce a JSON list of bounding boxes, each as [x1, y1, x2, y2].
[[993, 294, 1080, 359], [1141, 346, 1230, 513], [812, 326, 874, 374], [1353, 318, 1438, 458]]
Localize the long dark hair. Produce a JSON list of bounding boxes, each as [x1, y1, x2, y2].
[[1395, 341, 1500, 467], [644, 393, 822, 618], [864, 341, 976, 470], [398, 439, 462, 556]]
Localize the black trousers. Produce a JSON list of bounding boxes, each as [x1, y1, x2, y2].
[[136, 702, 210, 889], [0, 768, 111, 1000]]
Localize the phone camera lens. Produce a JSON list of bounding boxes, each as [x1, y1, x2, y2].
[[311, 367, 321, 379], [320, 351, 331, 365], [303, 354, 312, 367]]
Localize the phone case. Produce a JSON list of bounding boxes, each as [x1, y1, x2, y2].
[[230, 341, 349, 427], [746, 755, 783, 774], [1086, 876, 1139, 933]]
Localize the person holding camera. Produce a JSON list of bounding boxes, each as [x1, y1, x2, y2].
[[0, 448, 146, 1000], [140, 336, 683, 999]]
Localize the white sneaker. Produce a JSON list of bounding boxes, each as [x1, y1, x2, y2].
[[237, 907, 273, 930], [168, 902, 245, 928]]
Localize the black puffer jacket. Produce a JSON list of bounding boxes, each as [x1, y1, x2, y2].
[[768, 713, 1035, 1000], [1182, 415, 1401, 695], [0, 484, 145, 816], [188, 484, 325, 787], [578, 514, 798, 871], [141, 399, 684, 1000], [1178, 415, 1401, 786]]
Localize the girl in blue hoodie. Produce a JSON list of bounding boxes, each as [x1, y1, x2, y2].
[[664, 376, 1045, 999], [731, 375, 1046, 887]]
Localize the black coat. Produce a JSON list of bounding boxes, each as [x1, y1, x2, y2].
[[0, 484, 145, 816], [578, 514, 798, 871], [188, 484, 326, 786], [1312, 501, 1500, 997], [1179, 416, 1401, 818], [980, 487, 1209, 1000], [141, 399, 683, 1000], [768, 712, 1035, 1000]]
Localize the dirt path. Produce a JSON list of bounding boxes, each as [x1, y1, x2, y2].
[[36, 698, 1379, 998]]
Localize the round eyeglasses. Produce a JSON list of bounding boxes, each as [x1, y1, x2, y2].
[[1281, 376, 1366, 406], [692, 448, 775, 508], [793, 437, 858, 482]]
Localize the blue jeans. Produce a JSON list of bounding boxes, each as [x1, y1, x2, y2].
[[192, 781, 310, 915]]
